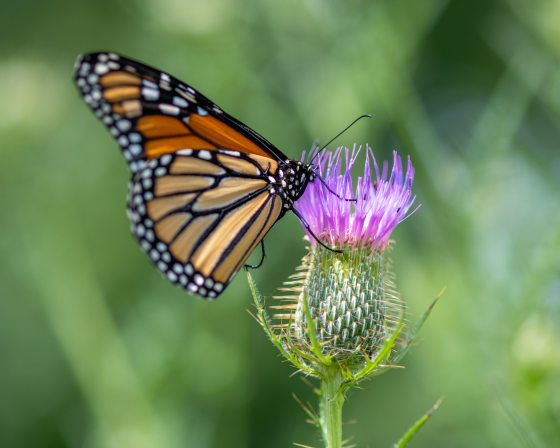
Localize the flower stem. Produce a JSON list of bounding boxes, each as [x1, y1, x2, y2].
[[320, 366, 345, 448]]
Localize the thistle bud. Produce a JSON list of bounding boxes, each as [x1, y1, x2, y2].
[[293, 245, 402, 361]]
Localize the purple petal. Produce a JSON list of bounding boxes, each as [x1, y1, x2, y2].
[[294, 145, 418, 250]]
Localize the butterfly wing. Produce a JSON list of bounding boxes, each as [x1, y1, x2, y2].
[[73, 51, 288, 174], [73, 52, 297, 298], [129, 149, 282, 298]]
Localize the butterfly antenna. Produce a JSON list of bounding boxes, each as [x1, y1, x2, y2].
[[309, 114, 371, 202], [310, 113, 372, 164]]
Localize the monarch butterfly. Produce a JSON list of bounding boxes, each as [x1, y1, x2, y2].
[[73, 51, 331, 299]]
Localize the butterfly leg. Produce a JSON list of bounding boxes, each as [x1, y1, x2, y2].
[[244, 240, 266, 270], [291, 207, 343, 253]]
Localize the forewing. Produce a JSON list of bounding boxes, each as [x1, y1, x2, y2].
[[73, 52, 286, 174], [128, 149, 283, 299]]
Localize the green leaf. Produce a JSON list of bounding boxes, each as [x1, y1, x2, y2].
[[394, 397, 443, 447]]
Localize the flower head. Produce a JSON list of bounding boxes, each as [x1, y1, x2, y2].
[[251, 144, 419, 374], [296, 146, 417, 250]]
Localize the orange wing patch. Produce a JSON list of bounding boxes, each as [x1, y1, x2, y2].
[[142, 114, 279, 160], [217, 153, 278, 176], [137, 116, 190, 138], [97, 70, 277, 161], [76, 52, 286, 179], [146, 136, 217, 159], [170, 157, 225, 176], [147, 193, 196, 221], [154, 213, 192, 243], [191, 191, 271, 278], [193, 178, 268, 211], [213, 196, 282, 282], [112, 100, 143, 118], [100, 71, 142, 87], [155, 175, 215, 196], [170, 215, 218, 263], [189, 114, 273, 158], [103, 86, 141, 102]]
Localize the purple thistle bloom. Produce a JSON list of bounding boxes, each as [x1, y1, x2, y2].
[[296, 146, 418, 250]]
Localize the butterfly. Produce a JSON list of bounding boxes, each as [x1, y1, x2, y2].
[[73, 51, 326, 299]]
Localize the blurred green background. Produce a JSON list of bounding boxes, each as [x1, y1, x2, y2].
[[1, 0, 559, 446]]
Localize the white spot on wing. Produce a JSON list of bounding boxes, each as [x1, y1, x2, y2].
[[95, 63, 109, 75], [142, 87, 159, 101], [79, 62, 90, 76], [129, 144, 142, 155], [143, 80, 158, 89], [159, 104, 180, 115], [129, 133, 142, 143], [160, 154, 172, 165], [142, 178, 152, 189], [173, 96, 189, 108], [194, 274, 204, 286], [198, 150, 211, 160], [117, 120, 131, 131], [222, 150, 240, 156]]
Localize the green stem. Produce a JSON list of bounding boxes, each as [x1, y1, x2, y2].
[[320, 366, 345, 448]]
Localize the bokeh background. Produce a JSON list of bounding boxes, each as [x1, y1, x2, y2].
[[1, 0, 559, 447]]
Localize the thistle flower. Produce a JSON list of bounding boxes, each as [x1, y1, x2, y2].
[[249, 145, 438, 448], [296, 145, 417, 251], [287, 146, 417, 363]]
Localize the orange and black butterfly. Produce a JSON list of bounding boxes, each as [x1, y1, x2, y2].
[[73, 52, 322, 299]]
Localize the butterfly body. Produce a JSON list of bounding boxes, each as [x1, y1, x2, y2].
[[74, 52, 315, 299]]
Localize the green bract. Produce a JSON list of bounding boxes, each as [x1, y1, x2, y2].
[[294, 245, 402, 361], [250, 243, 407, 383]]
